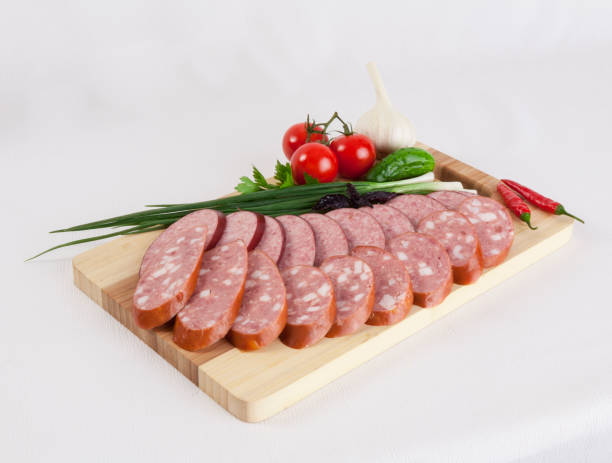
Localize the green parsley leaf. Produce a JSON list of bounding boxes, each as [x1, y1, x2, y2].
[[303, 173, 320, 185], [234, 176, 263, 194], [274, 161, 295, 188], [252, 166, 275, 189]]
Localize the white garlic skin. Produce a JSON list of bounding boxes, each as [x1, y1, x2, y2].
[[356, 62, 417, 158], [355, 103, 416, 157]]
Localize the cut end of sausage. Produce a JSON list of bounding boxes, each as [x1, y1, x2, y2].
[[217, 211, 265, 251], [387, 194, 447, 227], [227, 250, 287, 351], [417, 210, 483, 285], [133, 216, 209, 329], [173, 240, 248, 351], [280, 265, 335, 349], [352, 246, 414, 326], [387, 232, 453, 308], [300, 213, 349, 266], [254, 216, 285, 263], [457, 196, 514, 268], [325, 208, 385, 250], [276, 215, 316, 270], [321, 255, 375, 337]]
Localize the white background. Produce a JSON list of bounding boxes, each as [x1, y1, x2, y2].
[[2, 1, 612, 461]]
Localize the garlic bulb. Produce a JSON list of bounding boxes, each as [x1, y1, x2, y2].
[[355, 62, 416, 158]]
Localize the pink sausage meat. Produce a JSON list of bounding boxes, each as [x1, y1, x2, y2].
[[139, 209, 224, 277], [427, 191, 471, 210], [216, 211, 265, 250], [326, 208, 385, 250], [173, 240, 248, 351], [133, 213, 209, 329], [387, 232, 453, 308], [276, 215, 316, 270], [457, 196, 514, 268], [280, 266, 335, 349], [227, 250, 287, 350], [322, 255, 375, 337], [417, 210, 483, 285], [254, 216, 285, 263], [387, 194, 446, 227], [300, 213, 349, 266], [359, 204, 415, 244], [352, 246, 413, 326]]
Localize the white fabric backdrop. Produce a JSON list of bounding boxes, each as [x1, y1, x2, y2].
[[2, 1, 611, 461]]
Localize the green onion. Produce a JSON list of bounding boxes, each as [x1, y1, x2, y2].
[[31, 178, 464, 260]]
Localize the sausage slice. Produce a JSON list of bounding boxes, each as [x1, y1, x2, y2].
[[326, 208, 385, 250], [276, 215, 316, 270], [387, 194, 446, 227], [427, 191, 470, 210], [321, 255, 375, 337], [387, 232, 453, 308], [352, 246, 413, 326], [280, 266, 335, 349], [359, 204, 415, 245], [227, 250, 287, 350], [457, 196, 514, 267], [216, 211, 265, 250], [254, 216, 285, 263], [133, 213, 208, 329], [173, 240, 248, 351], [300, 213, 349, 266], [139, 209, 224, 277], [417, 210, 483, 285]]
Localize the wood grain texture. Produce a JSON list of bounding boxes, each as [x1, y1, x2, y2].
[[72, 142, 574, 422]]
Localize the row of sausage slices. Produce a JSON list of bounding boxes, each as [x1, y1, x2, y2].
[[133, 190, 515, 351]]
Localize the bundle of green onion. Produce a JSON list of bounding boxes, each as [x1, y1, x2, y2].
[[29, 174, 466, 260]]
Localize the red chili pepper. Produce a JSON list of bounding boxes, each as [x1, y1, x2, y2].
[[501, 179, 584, 223], [497, 182, 537, 230]]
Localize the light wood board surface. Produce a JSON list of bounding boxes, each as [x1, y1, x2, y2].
[[72, 142, 574, 422]]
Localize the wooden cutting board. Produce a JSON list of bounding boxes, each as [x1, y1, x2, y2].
[[72, 142, 574, 422]]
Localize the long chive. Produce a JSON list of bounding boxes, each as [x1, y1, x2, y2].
[[33, 178, 465, 260]]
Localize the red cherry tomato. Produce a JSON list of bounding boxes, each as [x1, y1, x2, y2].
[[282, 122, 328, 160], [330, 133, 376, 179], [290, 143, 338, 184]]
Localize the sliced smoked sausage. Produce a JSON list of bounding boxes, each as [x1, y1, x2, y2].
[[359, 204, 415, 245], [427, 191, 470, 210], [227, 250, 287, 351], [133, 214, 208, 329], [300, 213, 349, 266], [280, 266, 335, 349], [326, 208, 385, 250], [352, 246, 413, 326], [457, 196, 514, 267], [417, 210, 483, 285], [173, 240, 248, 351], [387, 194, 446, 227], [387, 232, 453, 308], [254, 216, 285, 263], [276, 215, 316, 270], [216, 211, 265, 250], [321, 255, 375, 337], [139, 209, 224, 277]]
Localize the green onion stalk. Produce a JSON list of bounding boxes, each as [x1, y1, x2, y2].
[[29, 178, 464, 260]]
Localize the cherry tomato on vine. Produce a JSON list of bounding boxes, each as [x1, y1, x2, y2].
[[282, 122, 328, 160], [290, 143, 338, 184], [330, 133, 376, 179]]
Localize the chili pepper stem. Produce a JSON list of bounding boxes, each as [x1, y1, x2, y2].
[[520, 212, 538, 230], [555, 205, 584, 223]]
